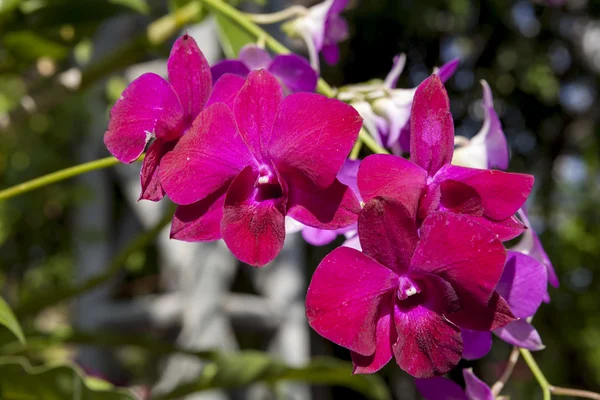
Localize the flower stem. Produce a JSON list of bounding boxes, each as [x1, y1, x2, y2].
[[491, 347, 520, 397], [520, 349, 551, 400], [0, 155, 142, 202], [245, 5, 307, 24], [550, 386, 600, 399]]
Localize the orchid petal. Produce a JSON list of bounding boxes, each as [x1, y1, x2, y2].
[[301, 226, 339, 246], [437, 58, 460, 83], [467, 215, 526, 242], [170, 189, 226, 241], [238, 45, 272, 70], [474, 80, 509, 170], [351, 299, 395, 374], [104, 73, 184, 163], [337, 158, 361, 197], [139, 139, 175, 202], [167, 34, 211, 119], [461, 329, 492, 360], [269, 54, 318, 93], [205, 73, 246, 110], [496, 251, 548, 318], [211, 60, 250, 82], [357, 154, 427, 218], [306, 247, 398, 356], [322, 44, 341, 65], [234, 69, 283, 160], [435, 164, 534, 221], [221, 166, 286, 267], [448, 291, 515, 331], [494, 319, 545, 350], [463, 369, 494, 400], [410, 74, 454, 176], [393, 303, 462, 378], [415, 377, 468, 400], [270, 92, 362, 188], [358, 198, 418, 274], [160, 103, 255, 205]]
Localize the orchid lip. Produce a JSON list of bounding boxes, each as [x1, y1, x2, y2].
[[255, 164, 284, 201], [397, 275, 421, 301]]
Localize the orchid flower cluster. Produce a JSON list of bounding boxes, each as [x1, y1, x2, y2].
[[102, 13, 557, 397]]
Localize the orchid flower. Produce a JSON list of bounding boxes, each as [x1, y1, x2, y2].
[[369, 55, 459, 151], [416, 368, 494, 400], [306, 198, 514, 378], [358, 74, 534, 241], [159, 69, 362, 267], [211, 44, 317, 94], [285, 0, 349, 68], [104, 34, 212, 201], [453, 80, 510, 170]]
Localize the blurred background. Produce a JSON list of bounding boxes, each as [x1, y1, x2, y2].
[[0, 0, 598, 398]]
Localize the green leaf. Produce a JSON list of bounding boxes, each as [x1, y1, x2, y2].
[[0, 356, 135, 399], [3, 31, 69, 61], [156, 351, 391, 400], [0, 297, 25, 345], [213, 11, 255, 58], [109, 0, 149, 14], [0, 0, 21, 15]]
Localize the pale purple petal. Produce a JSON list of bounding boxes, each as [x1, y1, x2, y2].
[[104, 73, 184, 163], [306, 246, 398, 356], [238, 45, 272, 70], [415, 377, 468, 400], [383, 53, 406, 89], [437, 58, 460, 83], [337, 158, 361, 197], [268, 54, 318, 93], [322, 43, 341, 65], [301, 226, 339, 246], [342, 232, 361, 250], [211, 60, 250, 82], [461, 329, 492, 360], [463, 369, 494, 400], [496, 251, 547, 318], [167, 34, 212, 119], [494, 319, 545, 350], [160, 103, 255, 205], [410, 75, 454, 176]]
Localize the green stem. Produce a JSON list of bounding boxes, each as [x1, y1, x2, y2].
[[520, 349, 551, 400], [245, 5, 307, 24], [14, 205, 173, 317], [0, 156, 141, 201]]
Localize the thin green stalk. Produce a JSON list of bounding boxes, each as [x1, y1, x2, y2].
[[0, 156, 139, 201], [14, 206, 173, 317], [520, 349, 551, 400]]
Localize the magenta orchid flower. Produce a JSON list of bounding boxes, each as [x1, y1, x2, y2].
[[358, 74, 534, 241], [104, 34, 212, 201], [287, 0, 349, 66], [416, 368, 494, 400], [211, 44, 317, 94], [159, 69, 362, 267], [306, 197, 515, 378], [462, 250, 548, 359], [370, 55, 459, 151], [453, 80, 510, 170], [288, 159, 360, 247], [513, 206, 560, 301]]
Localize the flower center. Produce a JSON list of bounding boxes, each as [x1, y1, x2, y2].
[[397, 276, 421, 301], [255, 165, 284, 201]]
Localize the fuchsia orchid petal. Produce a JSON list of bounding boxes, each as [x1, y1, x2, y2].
[[139, 139, 176, 202], [268, 54, 318, 93], [448, 291, 515, 331], [496, 251, 547, 318], [221, 166, 286, 267], [494, 319, 545, 351], [205, 73, 246, 110], [411, 212, 507, 306], [104, 73, 184, 163], [351, 297, 395, 374], [357, 154, 427, 218], [160, 103, 255, 205], [167, 34, 211, 119], [358, 198, 418, 275], [415, 376, 468, 400], [211, 60, 251, 82], [270, 92, 362, 188], [234, 69, 283, 160], [287, 175, 360, 229], [238, 45, 273, 70], [463, 369, 494, 400], [461, 329, 492, 360], [466, 215, 526, 242], [435, 164, 534, 221], [306, 246, 398, 356], [170, 188, 227, 241], [393, 303, 462, 378], [410, 74, 454, 176]]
